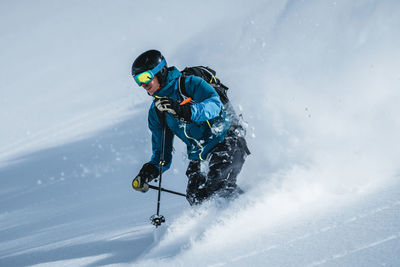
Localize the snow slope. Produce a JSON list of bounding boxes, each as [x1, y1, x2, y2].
[[1, 0, 400, 266]]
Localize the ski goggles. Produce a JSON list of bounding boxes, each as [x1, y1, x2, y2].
[[133, 59, 167, 86]]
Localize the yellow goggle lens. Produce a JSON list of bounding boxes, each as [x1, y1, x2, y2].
[[134, 71, 154, 86]]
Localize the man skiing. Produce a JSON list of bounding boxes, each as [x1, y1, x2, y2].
[[131, 49, 250, 205]]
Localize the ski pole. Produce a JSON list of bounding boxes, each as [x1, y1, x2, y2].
[[148, 184, 186, 197], [150, 111, 167, 227]]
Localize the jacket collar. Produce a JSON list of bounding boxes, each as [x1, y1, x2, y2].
[[153, 67, 181, 98]]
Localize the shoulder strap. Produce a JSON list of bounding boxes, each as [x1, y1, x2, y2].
[[178, 75, 190, 100], [198, 66, 218, 84]]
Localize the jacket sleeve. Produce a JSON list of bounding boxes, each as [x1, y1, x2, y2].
[[148, 104, 174, 173], [184, 76, 222, 122]]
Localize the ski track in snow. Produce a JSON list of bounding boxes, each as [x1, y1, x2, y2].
[[307, 233, 400, 267], [29, 254, 112, 267], [211, 200, 400, 267]]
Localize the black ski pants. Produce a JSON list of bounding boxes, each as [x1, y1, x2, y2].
[[185, 131, 249, 205]]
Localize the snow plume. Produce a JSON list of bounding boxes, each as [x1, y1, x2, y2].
[[136, 0, 400, 265], [250, 0, 400, 193]]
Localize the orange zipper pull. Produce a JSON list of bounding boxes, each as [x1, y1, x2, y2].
[[180, 97, 192, 105]]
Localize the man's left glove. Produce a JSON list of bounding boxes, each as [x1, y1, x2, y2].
[[132, 163, 160, 192], [155, 97, 192, 123]]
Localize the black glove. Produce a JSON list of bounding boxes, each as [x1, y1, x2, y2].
[[132, 163, 159, 192], [155, 97, 192, 123]]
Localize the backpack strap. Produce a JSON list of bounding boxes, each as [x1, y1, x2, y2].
[[198, 66, 218, 84], [178, 75, 190, 101]]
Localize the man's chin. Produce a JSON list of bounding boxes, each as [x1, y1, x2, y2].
[[148, 89, 160, 96]]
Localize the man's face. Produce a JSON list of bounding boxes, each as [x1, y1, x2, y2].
[[142, 76, 160, 96]]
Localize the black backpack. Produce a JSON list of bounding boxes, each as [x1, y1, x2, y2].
[[178, 66, 250, 155], [178, 66, 229, 104]]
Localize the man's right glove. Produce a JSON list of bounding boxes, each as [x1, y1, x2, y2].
[[132, 163, 160, 192], [155, 97, 192, 123]]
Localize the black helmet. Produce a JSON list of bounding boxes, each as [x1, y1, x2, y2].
[[131, 49, 168, 87]]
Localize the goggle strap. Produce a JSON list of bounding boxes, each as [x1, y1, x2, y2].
[[151, 58, 167, 75]]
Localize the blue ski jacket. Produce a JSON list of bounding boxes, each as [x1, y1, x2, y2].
[[147, 67, 232, 172]]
